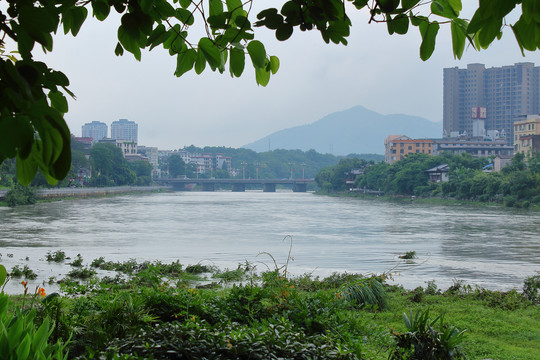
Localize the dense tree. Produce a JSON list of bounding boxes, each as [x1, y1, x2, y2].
[[1, 1, 539, 185], [129, 160, 153, 185], [89, 143, 136, 186], [167, 154, 186, 178]]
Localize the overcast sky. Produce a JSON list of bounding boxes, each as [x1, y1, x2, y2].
[[36, 2, 540, 151]]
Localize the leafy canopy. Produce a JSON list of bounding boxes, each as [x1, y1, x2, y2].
[[1, 0, 539, 185]]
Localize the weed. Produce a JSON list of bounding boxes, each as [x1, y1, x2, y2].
[[46, 250, 66, 262], [10, 265, 38, 280], [67, 267, 96, 280], [399, 251, 417, 260], [70, 253, 83, 267]]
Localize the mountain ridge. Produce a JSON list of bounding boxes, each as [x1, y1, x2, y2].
[[243, 105, 442, 155]]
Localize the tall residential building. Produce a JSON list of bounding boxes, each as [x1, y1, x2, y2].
[[443, 63, 540, 144], [111, 118, 138, 143], [81, 121, 108, 142]]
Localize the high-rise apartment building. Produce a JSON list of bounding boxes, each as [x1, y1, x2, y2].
[[111, 118, 138, 143], [81, 121, 108, 142], [443, 62, 540, 144]]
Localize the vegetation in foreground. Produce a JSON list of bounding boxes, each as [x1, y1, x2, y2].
[[1, 258, 539, 360]]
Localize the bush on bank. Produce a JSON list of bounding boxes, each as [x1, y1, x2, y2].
[[316, 152, 540, 208], [1, 262, 539, 359]]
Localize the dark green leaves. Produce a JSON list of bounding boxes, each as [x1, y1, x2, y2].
[[247, 41, 266, 68], [198, 38, 222, 69], [387, 14, 409, 35], [450, 20, 467, 59], [91, 0, 110, 21], [419, 21, 440, 61], [229, 47, 245, 77], [175, 49, 197, 77]]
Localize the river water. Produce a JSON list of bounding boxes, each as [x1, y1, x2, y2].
[[0, 191, 539, 293]]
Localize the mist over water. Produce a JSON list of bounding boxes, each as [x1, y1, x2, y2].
[[0, 191, 538, 293]]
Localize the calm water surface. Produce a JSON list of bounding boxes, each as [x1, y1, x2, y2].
[[0, 191, 538, 293]]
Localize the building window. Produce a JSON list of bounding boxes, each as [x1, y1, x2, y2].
[[408, 146, 412, 150]]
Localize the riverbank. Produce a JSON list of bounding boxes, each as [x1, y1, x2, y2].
[[2, 259, 539, 359], [0, 185, 171, 205], [318, 190, 540, 211]]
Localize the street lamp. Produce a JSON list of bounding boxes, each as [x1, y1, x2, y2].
[[255, 162, 260, 180], [288, 162, 295, 180], [241, 161, 247, 180], [301, 163, 306, 179]]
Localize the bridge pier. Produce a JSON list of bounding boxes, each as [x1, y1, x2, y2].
[[293, 183, 307, 192], [202, 183, 215, 192], [231, 183, 246, 192], [263, 183, 276, 192], [171, 183, 186, 191]]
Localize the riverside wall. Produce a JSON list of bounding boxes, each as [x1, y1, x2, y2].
[[0, 186, 171, 200]]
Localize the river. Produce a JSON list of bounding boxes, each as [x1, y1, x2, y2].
[[0, 191, 539, 293]]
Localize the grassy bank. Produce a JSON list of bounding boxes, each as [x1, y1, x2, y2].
[[1, 259, 539, 359]]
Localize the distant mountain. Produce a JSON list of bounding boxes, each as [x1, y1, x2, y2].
[[243, 105, 442, 155]]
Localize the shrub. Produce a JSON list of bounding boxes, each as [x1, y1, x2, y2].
[[339, 277, 388, 310], [5, 183, 37, 207], [390, 309, 466, 360], [10, 265, 38, 280], [523, 272, 540, 304]]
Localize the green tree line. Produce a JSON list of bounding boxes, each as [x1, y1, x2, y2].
[[316, 152, 540, 208]]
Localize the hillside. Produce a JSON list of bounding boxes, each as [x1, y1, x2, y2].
[[243, 105, 442, 155]]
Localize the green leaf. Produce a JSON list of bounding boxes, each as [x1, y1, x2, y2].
[[179, 0, 192, 9], [147, 24, 169, 50], [402, 0, 421, 10], [140, 0, 153, 13], [175, 8, 195, 25], [431, 0, 458, 19], [70, 6, 89, 36], [276, 23, 293, 41], [175, 49, 197, 77], [451, 20, 466, 59], [118, 25, 142, 60], [0, 265, 6, 287], [16, 334, 31, 360], [247, 40, 266, 68], [477, 18, 502, 49], [419, 21, 439, 60], [92, 0, 110, 21], [269, 55, 279, 74], [447, 0, 462, 13], [255, 65, 270, 86], [209, 0, 223, 18], [512, 17, 540, 53], [378, 0, 399, 13], [387, 14, 409, 35], [194, 48, 206, 74], [17, 155, 38, 186], [48, 91, 68, 113], [115, 42, 124, 56], [229, 47, 245, 77], [226, 0, 243, 12], [198, 37, 222, 69], [31, 318, 50, 353], [154, 0, 176, 17]]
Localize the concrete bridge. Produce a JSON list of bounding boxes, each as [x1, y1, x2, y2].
[[154, 178, 315, 192]]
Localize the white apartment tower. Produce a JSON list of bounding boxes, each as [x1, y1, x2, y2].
[[111, 118, 138, 143], [81, 121, 108, 142]]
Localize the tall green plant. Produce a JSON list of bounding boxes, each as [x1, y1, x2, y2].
[[390, 309, 466, 360], [0, 265, 69, 359]]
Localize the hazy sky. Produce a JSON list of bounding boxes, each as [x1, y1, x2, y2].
[[36, 2, 540, 151]]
